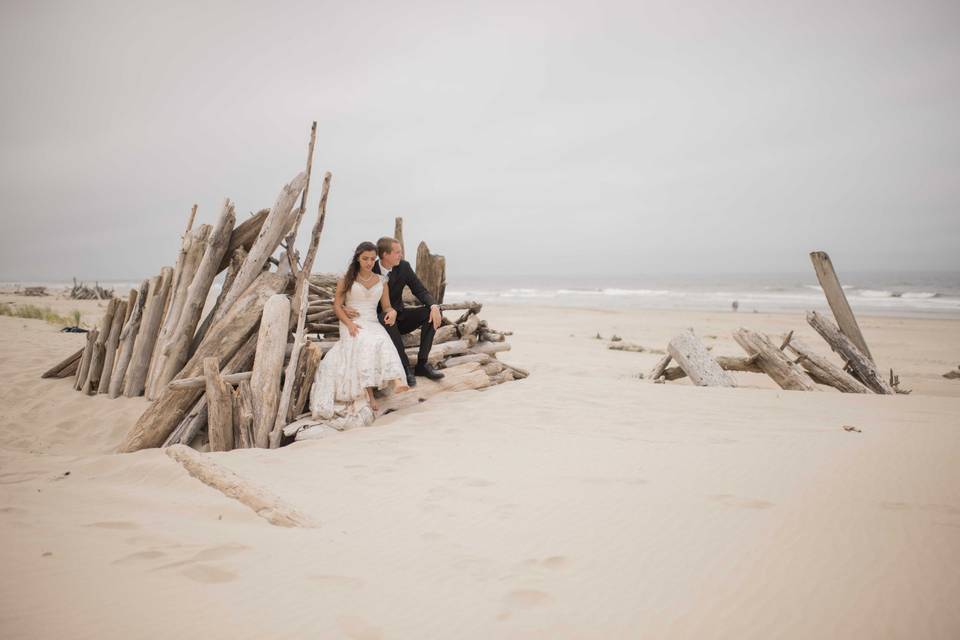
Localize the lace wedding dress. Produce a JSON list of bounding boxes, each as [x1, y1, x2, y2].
[[308, 276, 406, 430]]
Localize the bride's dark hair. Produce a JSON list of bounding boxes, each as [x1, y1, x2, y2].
[[340, 241, 378, 302]]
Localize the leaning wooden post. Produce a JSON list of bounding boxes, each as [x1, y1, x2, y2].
[[394, 217, 404, 256], [124, 269, 173, 397], [119, 272, 289, 452], [289, 341, 322, 421], [109, 278, 150, 398], [809, 251, 874, 363], [157, 200, 236, 391], [203, 358, 234, 452], [83, 298, 119, 395], [251, 294, 291, 448], [806, 311, 893, 394], [98, 298, 128, 393], [42, 348, 83, 379], [283, 121, 318, 275], [207, 172, 307, 329], [185, 203, 198, 234], [270, 286, 309, 448], [164, 445, 316, 528], [75, 329, 98, 391], [290, 172, 331, 323]]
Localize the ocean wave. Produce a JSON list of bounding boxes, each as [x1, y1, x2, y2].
[[857, 289, 895, 298], [901, 291, 940, 299], [601, 288, 676, 297]]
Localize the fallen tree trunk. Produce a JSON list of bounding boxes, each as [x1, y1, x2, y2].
[[164, 444, 316, 528], [806, 311, 893, 394], [733, 328, 818, 391], [168, 371, 253, 390], [120, 272, 289, 452]]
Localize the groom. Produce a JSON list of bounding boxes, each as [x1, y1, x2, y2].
[[371, 236, 445, 387]]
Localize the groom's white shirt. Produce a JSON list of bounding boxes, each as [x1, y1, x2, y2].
[[377, 261, 392, 278]]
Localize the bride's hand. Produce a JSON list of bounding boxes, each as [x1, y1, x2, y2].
[[347, 322, 361, 337], [383, 309, 397, 326]]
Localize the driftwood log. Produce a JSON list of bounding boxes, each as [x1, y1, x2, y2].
[[98, 299, 128, 393], [806, 311, 893, 394], [120, 272, 288, 452], [782, 334, 869, 393], [251, 294, 290, 448], [809, 251, 874, 363], [733, 328, 818, 391], [82, 298, 119, 395], [165, 445, 316, 528], [42, 348, 83, 379], [667, 330, 736, 387], [661, 356, 762, 381], [414, 240, 446, 304], [124, 268, 173, 397], [109, 278, 150, 398], [203, 358, 234, 452], [74, 328, 97, 390]]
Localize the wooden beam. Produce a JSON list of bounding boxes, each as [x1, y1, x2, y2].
[[809, 251, 874, 363]]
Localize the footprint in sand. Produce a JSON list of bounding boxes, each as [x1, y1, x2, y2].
[[152, 543, 250, 571], [336, 615, 383, 640], [113, 550, 167, 565], [180, 564, 237, 584], [85, 521, 140, 530], [709, 494, 774, 510], [307, 574, 365, 589], [519, 556, 570, 571], [504, 589, 553, 608]]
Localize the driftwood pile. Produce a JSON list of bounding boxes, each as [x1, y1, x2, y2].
[[69, 279, 114, 300], [42, 126, 524, 454], [647, 252, 906, 395]]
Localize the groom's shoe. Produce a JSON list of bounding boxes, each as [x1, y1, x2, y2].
[[405, 369, 418, 387], [414, 363, 445, 381]]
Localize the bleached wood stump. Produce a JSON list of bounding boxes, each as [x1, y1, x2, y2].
[[251, 294, 291, 448]]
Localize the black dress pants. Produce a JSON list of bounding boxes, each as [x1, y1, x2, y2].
[[381, 306, 434, 371]]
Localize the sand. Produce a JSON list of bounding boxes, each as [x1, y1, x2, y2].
[[1, 292, 958, 638]]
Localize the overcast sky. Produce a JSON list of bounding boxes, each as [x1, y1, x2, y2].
[[1, 0, 957, 283]]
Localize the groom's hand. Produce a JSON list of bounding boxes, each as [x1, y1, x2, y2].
[[343, 306, 359, 319], [429, 304, 442, 330], [383, 309, 397, 326]]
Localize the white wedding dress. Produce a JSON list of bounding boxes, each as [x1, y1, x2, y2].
[[308, 276, 406, 431]]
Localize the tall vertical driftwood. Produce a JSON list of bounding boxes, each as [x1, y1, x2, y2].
[[283, 121, 318, 273], [235, 379, 255, 449], [290, 172, 331, 323], [806, 311, 893, 394], [289, 342, 322, 421], [98, 299, 128, 393], [415, 241, 446, 304], [809, 251, 874, 363], [120, 272, 289, 452], [83, 298, 119, 395], [75, 328, 98, 391], [164, 445, 316, 528], [207, 172, 306, 329], [123, 287, 138, 326], [149, 225, 211, 398], [394, 217, 404, 256], [194, 247, 246, 351], [124, 268, 173, 397], [270, 287, 308, 448], [666, 330, 735, 387], [252, 294, 291, 448], [109, 278, 150, 398], [782, 334, 869, 393], [204, 358, 234, 452], [733, 328, 818, 391], [218, 208, 268, 272], [157, 200, 236, 392]]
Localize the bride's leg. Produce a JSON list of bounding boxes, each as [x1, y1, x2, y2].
[[366, 387, 379, 412]]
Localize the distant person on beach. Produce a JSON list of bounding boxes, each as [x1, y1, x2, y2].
[[309, 241, 408, 429]]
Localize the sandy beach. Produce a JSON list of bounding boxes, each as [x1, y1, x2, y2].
[[1, 292, 958, 638]]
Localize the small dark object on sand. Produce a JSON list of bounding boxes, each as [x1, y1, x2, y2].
[[60, 326, 88, 333], [842, 425, 862, 433], [943, 367, 960, 380]]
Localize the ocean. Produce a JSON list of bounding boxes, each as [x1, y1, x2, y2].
[[5, 271, 959, 318]]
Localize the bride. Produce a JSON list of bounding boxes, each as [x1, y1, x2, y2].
[[309, 241, 408, 429]]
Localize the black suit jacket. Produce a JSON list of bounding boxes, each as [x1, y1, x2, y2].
[[373, 259, 436, 312]]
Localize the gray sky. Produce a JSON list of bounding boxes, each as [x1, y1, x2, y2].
[[1, 0, 958, 282]]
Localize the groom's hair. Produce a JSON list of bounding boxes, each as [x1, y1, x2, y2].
[[377, 237, 400, 257]]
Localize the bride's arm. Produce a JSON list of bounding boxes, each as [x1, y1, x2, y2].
[[380, 280, 397, 326], [334, 278, 360, 337]]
